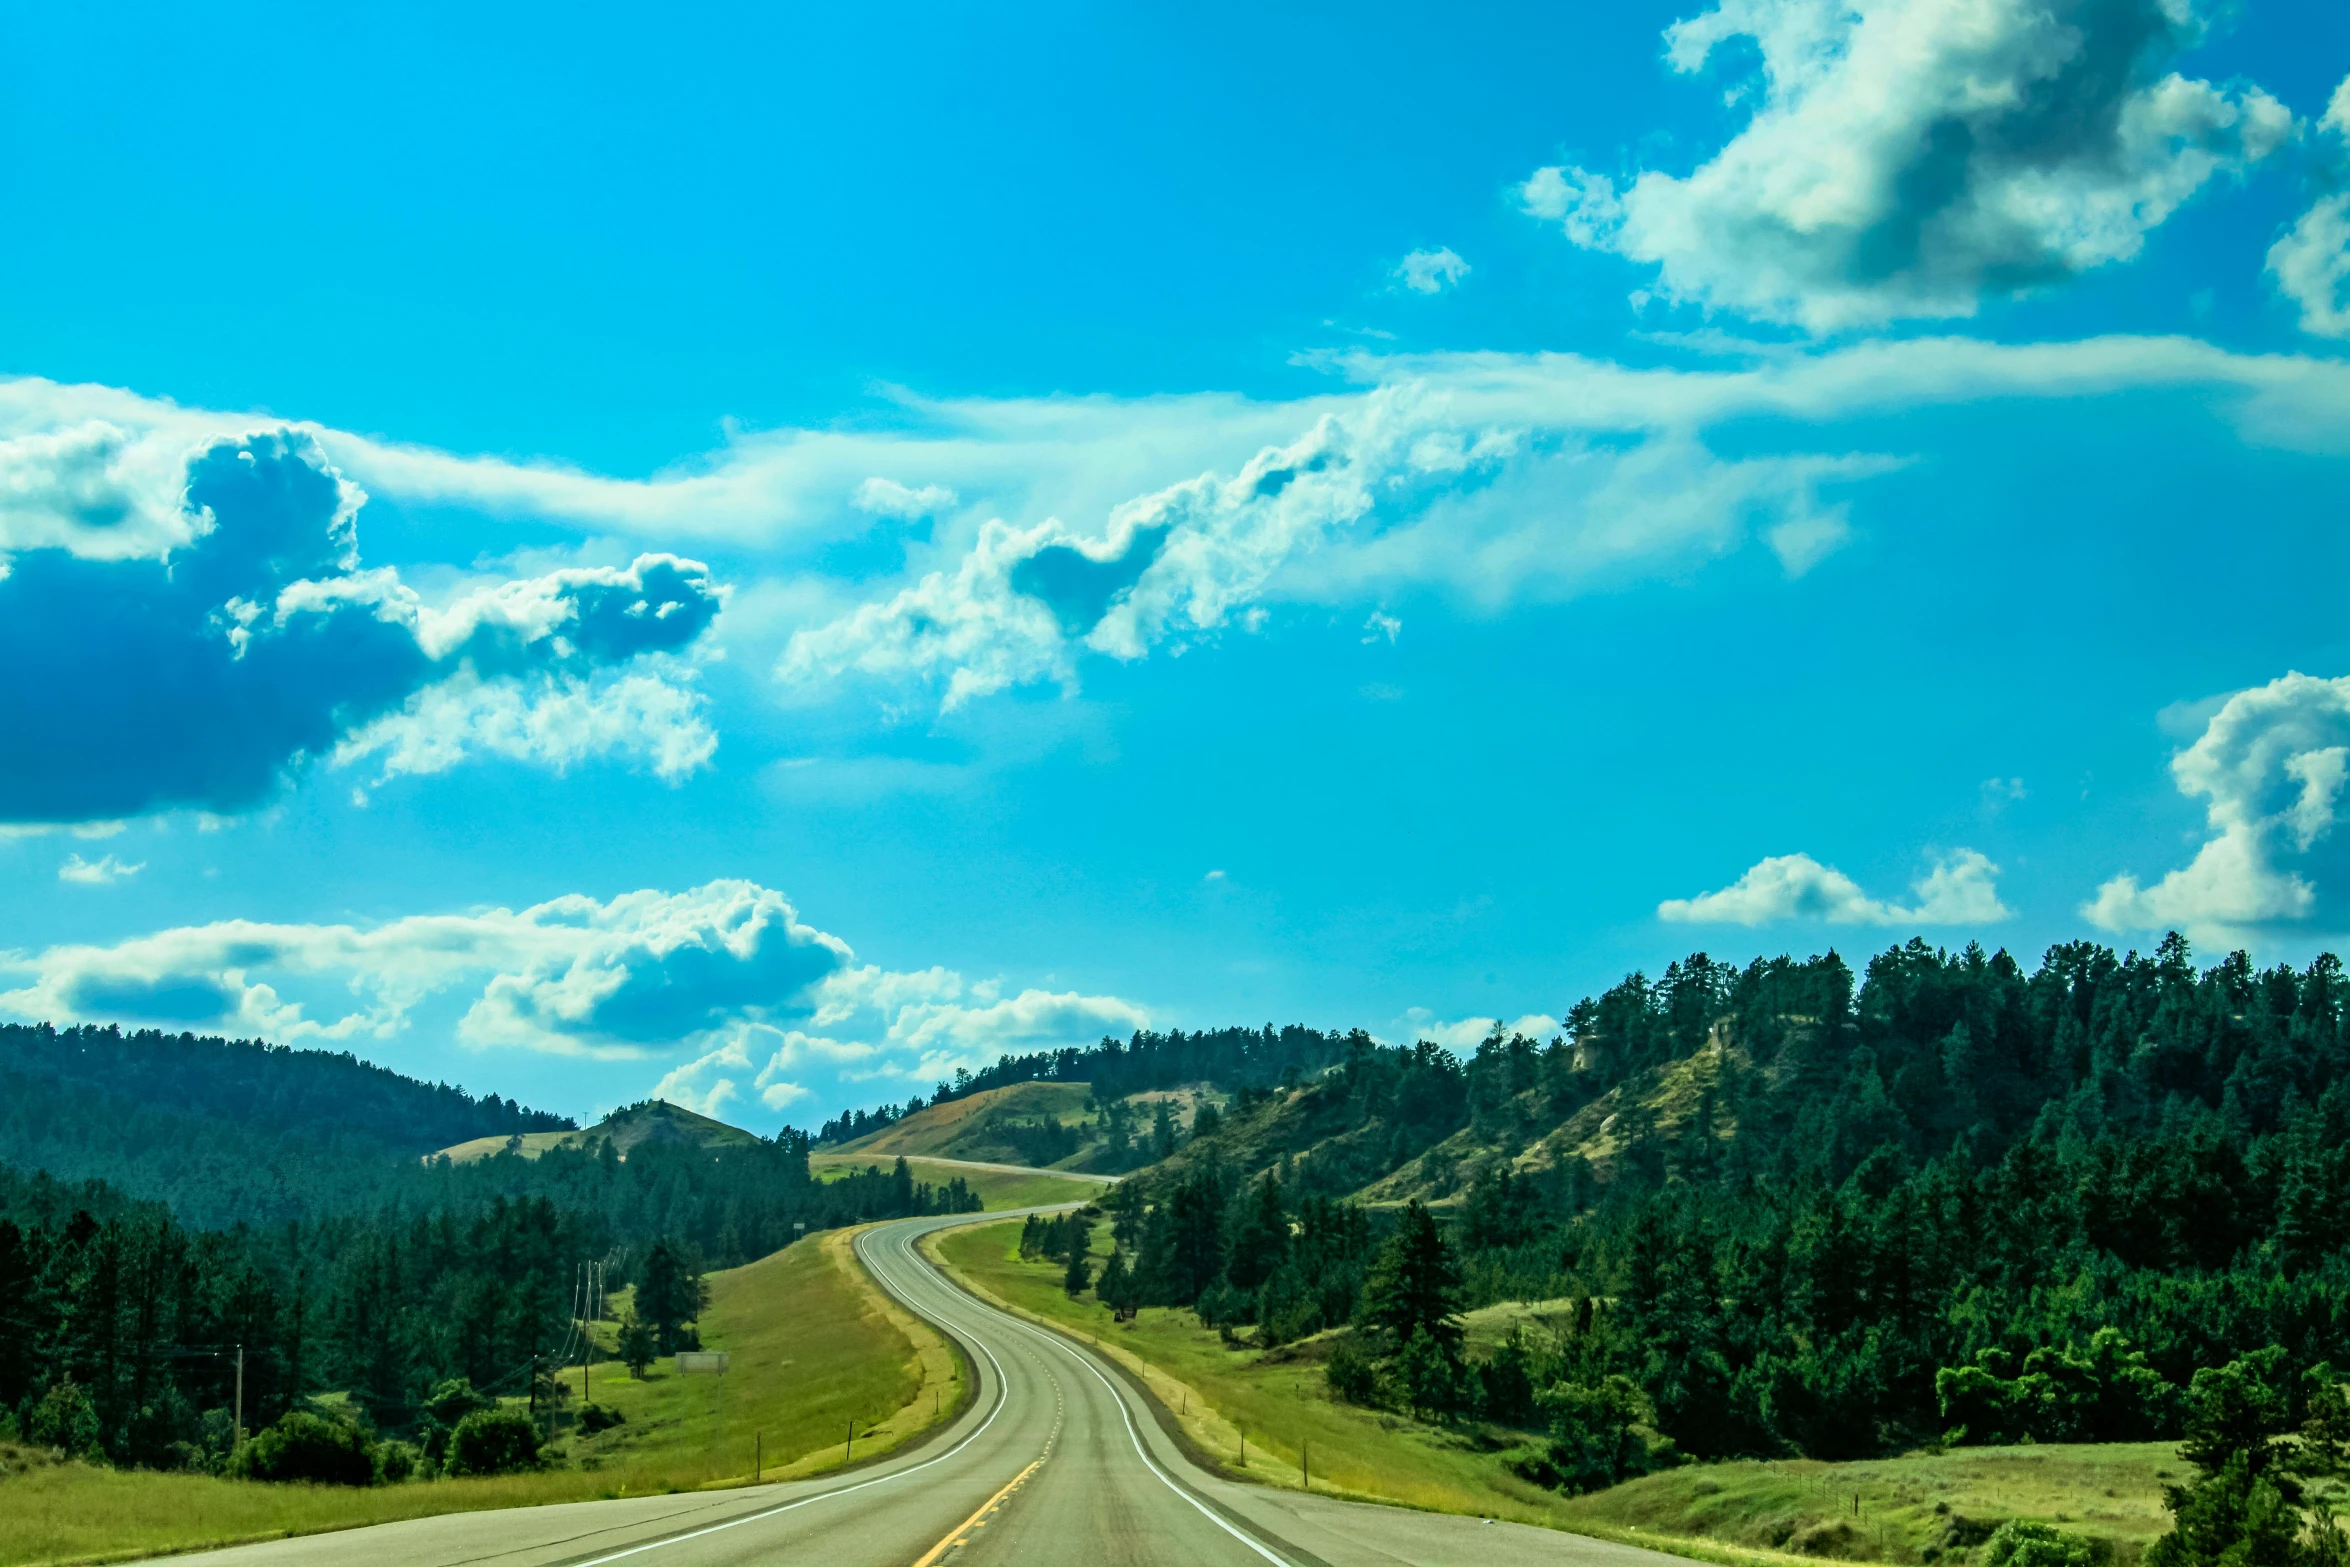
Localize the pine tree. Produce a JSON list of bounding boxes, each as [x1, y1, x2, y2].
[[1364, 1202, 1461, 1354], [1225, 1172, 1289, 1291]]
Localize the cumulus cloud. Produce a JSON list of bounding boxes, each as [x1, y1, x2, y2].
[[1522, 0, 2291, 329], [2085, 671, 2350, 941], [2266, 75, 2350, 340], [1394, 247, 1471, 295], [620, 966, 1149, 1118], [58, 853, 142, 885], [0, 430, 723, 821], [0, 878, 1149, 1122], [1394, 1009, 1562, 1051], [1660, 848, 2011, 925], [7, 336, 2350, 734]]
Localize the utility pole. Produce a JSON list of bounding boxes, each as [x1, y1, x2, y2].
[[845, 1416, 854, 1462], [1302, 1441, 1309, 1491], [233, 1345, 245, 1444]]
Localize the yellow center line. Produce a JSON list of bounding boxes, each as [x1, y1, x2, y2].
[[907, 1448, 1051, 1567]]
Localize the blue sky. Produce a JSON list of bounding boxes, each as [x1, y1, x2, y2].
[[5, 0, 2350, 1132]]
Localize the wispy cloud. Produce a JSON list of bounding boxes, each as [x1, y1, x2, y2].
[[58, 853, 142, 885]]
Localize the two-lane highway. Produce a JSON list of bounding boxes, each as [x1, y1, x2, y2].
[[177, 1211, 1689, 1567]]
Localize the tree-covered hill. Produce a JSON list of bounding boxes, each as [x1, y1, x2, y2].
[[0, 1023, 986, 1469], [1054, 934, 2350, 1485], [0, 1023, 573, 1229]]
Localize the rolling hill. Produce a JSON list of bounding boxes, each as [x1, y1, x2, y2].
[[833, 1078, 1227, 1172], [0, 1021, 573, 1227], [430, 1099, 760, 1164]]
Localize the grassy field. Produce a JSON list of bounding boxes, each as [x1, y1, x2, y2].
[[0, 1225, 958, 1567], [809, 1151, 1108, 1209], [1556, 1446, 2180, 1566], [930, 1219, 2183, 1567]]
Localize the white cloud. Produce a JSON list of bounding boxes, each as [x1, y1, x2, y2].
[[775, 381, 1896, 709], [654, 966, 1149, 1118], [2270, 195, 2350, 340], [58, 852, 142, 885], [2266, 75, 2350, 340], [2085, 671, 2350, 942], [333, 665, 716, 797], [1660, 848, 2011, 925], [6, 335, 2350, 738], [1522, 0, 2291, 329], [0, 878, 1148, 1123], [1394, 247, 1471, 295], [854, 477, 959, 519], [1393, 1009, 1563, 1051], [1361, 610, 1402, 643]]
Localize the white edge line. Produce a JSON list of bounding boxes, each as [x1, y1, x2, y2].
[[971, 1282, 1295, 1565], [566, 1218, 1015, 1567]]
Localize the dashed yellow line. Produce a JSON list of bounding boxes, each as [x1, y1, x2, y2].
[[908, 1411, 1060, 1567]]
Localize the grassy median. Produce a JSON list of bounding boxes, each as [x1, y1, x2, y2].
[[930, 1218, 2183, 1567]]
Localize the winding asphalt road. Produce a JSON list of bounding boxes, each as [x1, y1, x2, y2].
[[176, 1211, 1688, 1567]]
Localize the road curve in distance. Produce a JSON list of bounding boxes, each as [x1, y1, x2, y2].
[[170, 1210, 1694, 1567]]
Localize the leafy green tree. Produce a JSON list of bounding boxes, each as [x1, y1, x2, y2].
[[1533, 1375, 1670, 1494], [1063, 1246, 1093, 1297], [2146, 1352, 2350, 1567]]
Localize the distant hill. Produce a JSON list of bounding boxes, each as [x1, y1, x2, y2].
[[431, 1099, 759, 1163], [831, 1079, 1230, 1171], [836, 1081, 1093, 1163], [0, 1021, 573, 1228]]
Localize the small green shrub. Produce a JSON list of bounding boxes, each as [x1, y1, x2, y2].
[[1325, 1333, 1380, 1405], [374, 1439, 420, 1483], [1984, 1519, 2108, 1567], [578, 1404, 626, 1434], [231, 1411, 376, 1486], [444, 1407, 541, 1476], [27, 1381, 102, 1459]]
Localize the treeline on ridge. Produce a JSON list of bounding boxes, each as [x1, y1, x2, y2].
[[1052, 935, 2350, 1500], [814, 1023, 1357, 1145]]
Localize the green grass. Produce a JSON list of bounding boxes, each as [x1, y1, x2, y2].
[[1556, 1446, 2180, 1566], [930, 1220, 2184, 1567], [808, 1152, 1107, 1209], [932, 1219, 1588, 1527], [0, 1227, 956, 1567]]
